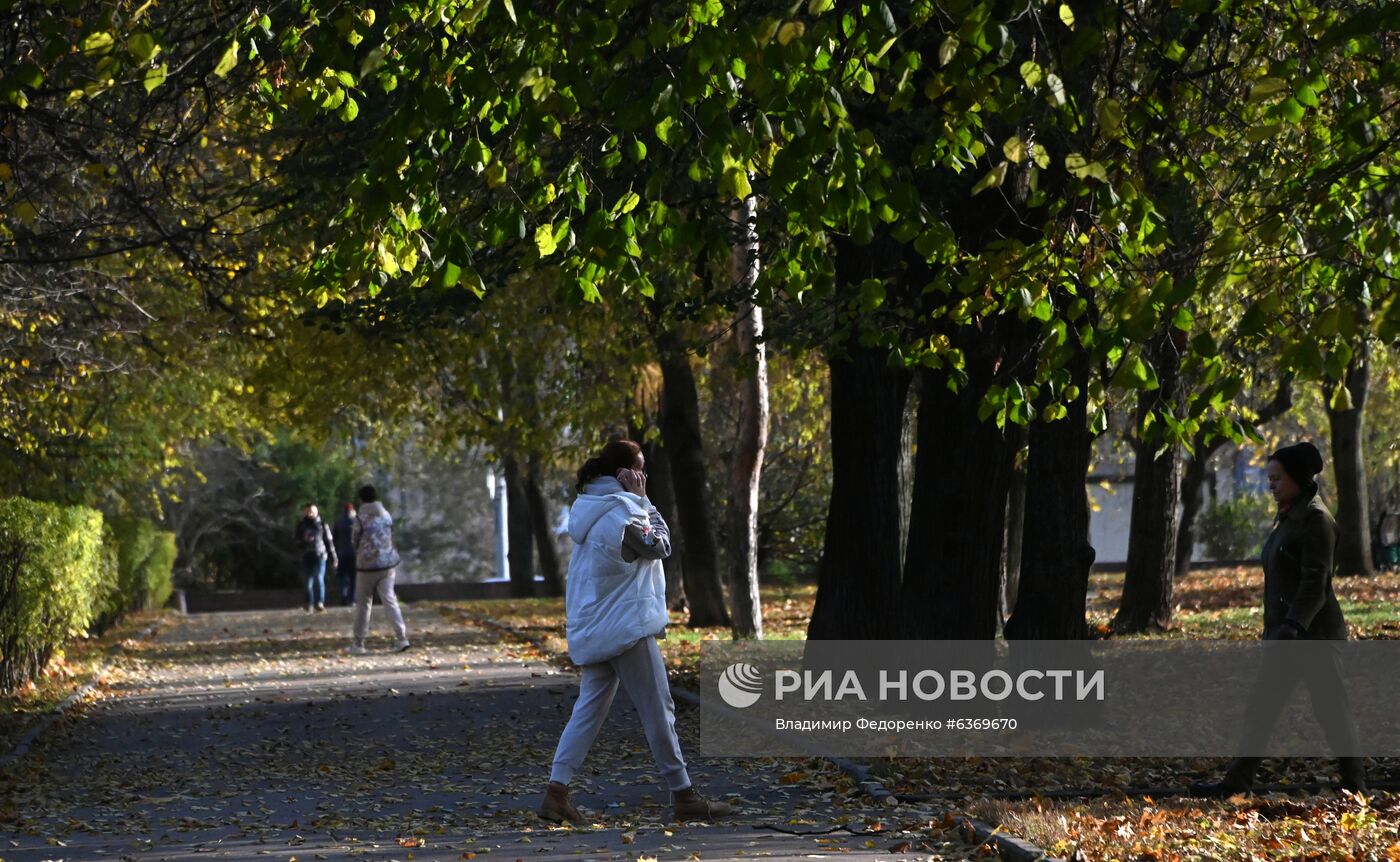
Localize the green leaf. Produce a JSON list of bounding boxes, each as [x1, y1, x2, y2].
[[939, 35, 959, 66], [1097, 98, 1124, 138], [1248, 77, 1288, 102], [1277, 97, 1305, 123], [534, 223, 557, 257], [808, 0, 835, 13], [1064, 153, 1108, 181], [82, 32, 115, 55], [338, 96, 359, 121], [485, 161, 507, 187], [1245, 123, 1281, 143], [1330, 382, 1353, 412], [724, 166, 752, 200], [1019, 61, 1042, 88], [143, 63, 168, 93], [127, 33, 160, 63], [1058, 3, 1075, 29], [878, 2, 897, 35], [502, 0, 517, 23], [971, 161, 1009, 195], [1002, 136, 1026, 163], [1118, 355, 1158, 391], [859, 278, 886, 312], [213, 40, 240, 78], [439, 261, 462, 288]]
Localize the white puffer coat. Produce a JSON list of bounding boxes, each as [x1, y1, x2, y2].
[[564, 477, 668, 665]]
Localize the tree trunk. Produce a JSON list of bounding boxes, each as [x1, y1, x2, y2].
[[900, 352, 1019, 640], [1115, 329, 1187, 633], [1174, 447, 1216, 580], [806, 344, 910, 640], [1328, 338, 1374, 577], [1176, 375, 1293, 580], [524, 457, 563, 597], [642, 435, 687, 610], [503, 455, 535, 598], [728, 196, 766, 639], [1005, 342, 1095, 640], [656, 330, 730, 627], [1000, 438, 1029, 634]]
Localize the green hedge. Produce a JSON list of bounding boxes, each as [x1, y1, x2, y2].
[[0, 497, 106, 691], [108, 516, 176, 614]]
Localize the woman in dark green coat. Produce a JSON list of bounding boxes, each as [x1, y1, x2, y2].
[[1191, 442, 1366, 796]]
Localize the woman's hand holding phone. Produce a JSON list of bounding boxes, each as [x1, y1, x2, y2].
[[616, 468, 646, 497]]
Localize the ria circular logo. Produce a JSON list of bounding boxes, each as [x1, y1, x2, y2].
[[717, 662, 764, 708]]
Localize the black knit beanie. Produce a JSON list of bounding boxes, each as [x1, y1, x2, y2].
[[1270, 442, 1324, 487]]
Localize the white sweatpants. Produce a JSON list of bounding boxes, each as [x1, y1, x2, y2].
[[352, 568, 407, 643], [549, 636, 691, 792]]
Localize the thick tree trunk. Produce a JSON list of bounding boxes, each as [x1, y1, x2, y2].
[[807, 344, 909, 640], [656, 330, 730, 627], [1115, 329, 1187, 633], [642, 435, 687, 610], [728, 196, 766, 639], [900, 352, 1020, 640], [1328, 339, 1374, 577], [524, 457, 563, 597], [503, 455, 535, 598], [1005, 344, 1095, 640]]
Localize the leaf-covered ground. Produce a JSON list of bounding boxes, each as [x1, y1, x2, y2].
[[457, 570, 1399, 861], [0, 610, 162, 754], [0, 604, 1011, 862]]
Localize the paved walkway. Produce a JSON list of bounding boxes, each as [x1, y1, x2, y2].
[[0, 604, 984, 861]]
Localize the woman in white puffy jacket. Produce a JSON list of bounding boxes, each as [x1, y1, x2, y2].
[[538, 439, 733, 824]]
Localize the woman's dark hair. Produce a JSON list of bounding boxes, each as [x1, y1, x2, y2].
[[576, 440, 642, 491], [357, 485, 378, 504]]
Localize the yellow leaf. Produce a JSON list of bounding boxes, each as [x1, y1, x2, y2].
[[1002, 136, 1026, 163], [777, 21, 805, 45]]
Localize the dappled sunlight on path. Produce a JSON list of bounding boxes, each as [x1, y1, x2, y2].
[[0, 603, 993, 862]]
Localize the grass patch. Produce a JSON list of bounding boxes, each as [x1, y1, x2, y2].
[[967, 790, 1397, 862]]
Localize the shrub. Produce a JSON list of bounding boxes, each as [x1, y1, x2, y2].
[[1197, 493, 1274, 560], [143, 531, 177, 610], [106, 516, 177, 616], [0, 497, 106, 691]]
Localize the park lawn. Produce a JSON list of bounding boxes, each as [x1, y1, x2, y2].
[[1086, 566, 1400, 639], [451, 568, 1397, 861], [0, 611, 163, 755]]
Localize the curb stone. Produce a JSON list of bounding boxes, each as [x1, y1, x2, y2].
[[453, 608, 1066, 862], [0, 618, 162, 770]]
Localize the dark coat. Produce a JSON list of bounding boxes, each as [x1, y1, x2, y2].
[[1260, 488, 1347, 640], [331, 513, 357, 562], [295, 516, 338, 567]]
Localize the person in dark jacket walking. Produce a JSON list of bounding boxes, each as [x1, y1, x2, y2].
[[295, 504, 337, 613], [331, 503, 358, 606], [1191, 442, 1366, 796]]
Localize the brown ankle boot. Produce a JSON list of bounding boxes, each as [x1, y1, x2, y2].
[[538, 781, 582, 823], [672, 786, 734, 821]]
